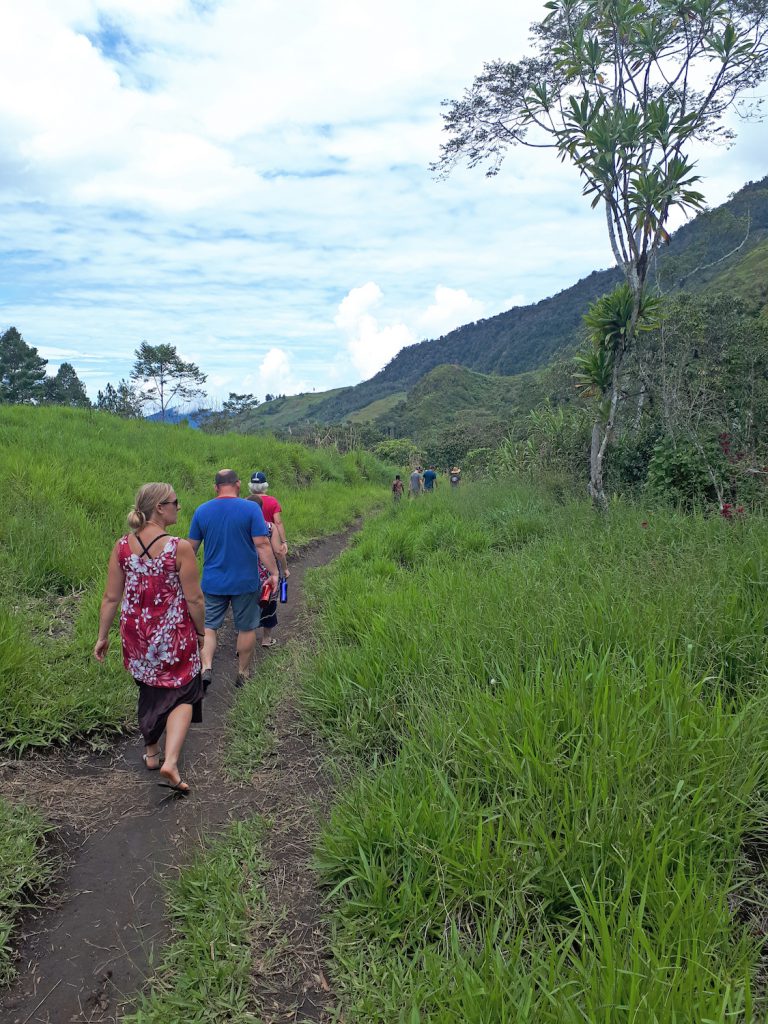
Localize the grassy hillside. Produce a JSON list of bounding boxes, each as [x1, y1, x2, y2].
[[0, 405, 388, 753], [296, 481, 768, 1020], [232, 387, 349, 432], [709, 237, 768, 310], [374, 363, 553, 441], [347, 391, 407, 424]]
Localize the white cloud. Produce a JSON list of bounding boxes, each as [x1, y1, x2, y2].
[[334, 282, 383, 332], [259, 348, 292, 388], [417, 286, 486, 337], [335, 283, 416, 379], [334, 282, 491, 380], [248, 347, 309, 398]]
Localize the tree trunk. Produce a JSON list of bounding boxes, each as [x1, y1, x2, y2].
[[588, 418, 605, 508], [633, 380, 647, 432], [588, 280, 648, 510], [588, 354, 624, 511]]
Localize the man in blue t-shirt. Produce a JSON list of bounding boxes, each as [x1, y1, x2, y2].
[[422, 466, 438, 492], [189, 469, 279, 689]]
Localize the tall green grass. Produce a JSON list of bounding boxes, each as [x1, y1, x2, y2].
[[297, 482, 768, 1020], [0, 405, 388, 752], [0, 798, 53, 983]]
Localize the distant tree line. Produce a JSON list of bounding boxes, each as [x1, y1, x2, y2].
[[0, 330, 213, 422], [0, 328, 293, 426], [0, 327, 90, 407]]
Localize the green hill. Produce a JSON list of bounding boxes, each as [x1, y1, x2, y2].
[[375, 364, 546, 440], [297, 175, 768, 425], [224, 174, 768, 437], [708, 238, 768, 309], [347, 392, 407, 424], [233, 387, 348, 432]]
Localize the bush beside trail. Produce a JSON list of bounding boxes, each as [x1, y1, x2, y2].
[[299, 481, 768, 1021]]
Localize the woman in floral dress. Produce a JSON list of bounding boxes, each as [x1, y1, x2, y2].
[[94, 482, 206, 795]]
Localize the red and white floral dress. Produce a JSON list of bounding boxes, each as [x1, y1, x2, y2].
[[117, 535, 201, 688]]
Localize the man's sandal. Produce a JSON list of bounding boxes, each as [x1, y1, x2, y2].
[[142, 751, 163, 770]]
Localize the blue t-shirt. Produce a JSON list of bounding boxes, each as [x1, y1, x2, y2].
[[423, 470, 437, 490], [189, 496, 268, 595]]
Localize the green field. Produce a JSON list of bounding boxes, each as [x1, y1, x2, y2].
[[290, 482, 768, 1021], [5, 409, 768, 1018], [0, 405, 387, 754], [0, 405, 388, 986]]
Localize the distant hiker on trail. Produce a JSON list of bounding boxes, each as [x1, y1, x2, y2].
[[409, 466, 423, 498], [94, 482, 206, 797], [423, 466, 438, 492], [248, 493, 284, 648], [392, 475, 404, 502], [450, 466, 462, 487], [247, 471, 289, 579], [188, 469, 279, 690]]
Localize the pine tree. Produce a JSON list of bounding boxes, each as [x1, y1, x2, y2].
[[0, 327, 48, 404], [96, 379, 143, 418], [44, 362, 90, 407]]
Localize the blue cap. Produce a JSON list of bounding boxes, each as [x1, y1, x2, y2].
[[250, 471, 267, 484]]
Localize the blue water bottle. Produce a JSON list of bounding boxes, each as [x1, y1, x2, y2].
[[279, 576, 288, 603]]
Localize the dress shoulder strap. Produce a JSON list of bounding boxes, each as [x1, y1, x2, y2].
[[135, 532, 170, 560]]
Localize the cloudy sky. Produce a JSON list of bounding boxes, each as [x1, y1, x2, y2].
[[1, 1, 765, 404]]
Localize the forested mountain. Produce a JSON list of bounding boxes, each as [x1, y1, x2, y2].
[[234, 174, 768, 433]]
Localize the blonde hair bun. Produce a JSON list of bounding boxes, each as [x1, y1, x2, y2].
[[127, 482, 174, 532], [127, 507, 147, 530]]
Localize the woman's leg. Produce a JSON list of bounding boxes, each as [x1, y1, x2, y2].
[[143, 742, 162, 769], [137, 683, 163, 768], [159, 703, 194, 790]]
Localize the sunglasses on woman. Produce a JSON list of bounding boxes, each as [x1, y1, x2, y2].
[[159, 498, 180, 507]]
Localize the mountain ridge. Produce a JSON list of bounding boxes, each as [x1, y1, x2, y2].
[[234, 173, 768, 433]]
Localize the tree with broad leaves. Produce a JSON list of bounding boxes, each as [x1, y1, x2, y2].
[[433, 0, 768, 507], [0, 327, 48, 404], [130, 342, 207, 422], [44, 362, 90, 407]]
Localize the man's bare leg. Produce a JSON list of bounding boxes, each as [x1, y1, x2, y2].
[[236, 628, 257, 676], [201, 627, 217, 672]]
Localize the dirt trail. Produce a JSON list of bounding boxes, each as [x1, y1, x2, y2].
[[0, 530, 352, 1024]]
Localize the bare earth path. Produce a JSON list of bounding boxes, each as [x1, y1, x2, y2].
[[0, 530, 352, 1024]]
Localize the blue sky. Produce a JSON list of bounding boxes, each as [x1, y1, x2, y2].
[[0, 0, 765, 404]]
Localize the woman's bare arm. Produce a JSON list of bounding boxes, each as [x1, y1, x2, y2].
[[93, 543, 125, 661]]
